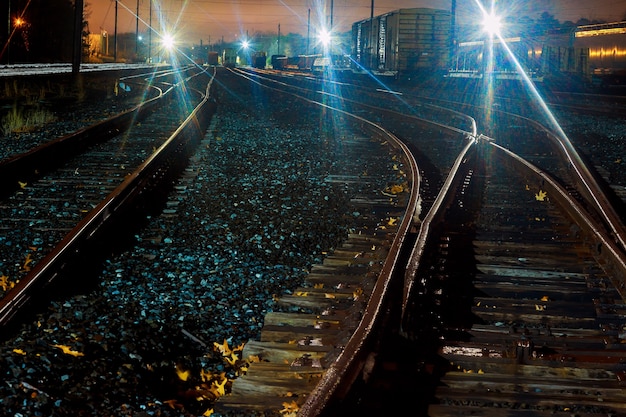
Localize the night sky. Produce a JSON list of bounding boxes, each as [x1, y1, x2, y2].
[[84, 0, 626, 45]]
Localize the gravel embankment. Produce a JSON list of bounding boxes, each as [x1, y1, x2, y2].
[[558, 112, 626, 186], [0, 73, 397, 416]]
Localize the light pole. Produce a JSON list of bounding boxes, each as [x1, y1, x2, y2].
[[73, 0, 84, 74], [148, 0, 152, 63], [6, 12, 26, 64], [114, 0, 118, 62], [370, 0, 374, 71], [135, 0, 139, 55], [7, 0, 11, 64], [6, 0, 11, 64]]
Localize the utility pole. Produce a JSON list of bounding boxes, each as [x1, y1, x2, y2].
[[329, 0, 334, 57], [450, 0, 457, 69], [114, 0, 118, 62], [6, 0, 10, 64], [148, 0, 152, 62], [72, 0, 84, 74], [370, 0, 374, 70], [135, 0, 139, 54], [277, 23, 281, 55]]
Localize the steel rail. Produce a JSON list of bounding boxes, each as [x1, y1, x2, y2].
[[275, 86, 423, 417], [0, 66, 206, 198], [400, 134, 477, 329], [0, 84, 167, 198], [512, 111, 626, 257], [234, 67, 477, 136], [400, 90, 626, 259], [487, 139, 626, 299], [0, 68, 217, 331], [229, 67, 470, 417]]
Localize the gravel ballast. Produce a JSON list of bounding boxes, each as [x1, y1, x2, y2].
[[0, 72, 398, 416]]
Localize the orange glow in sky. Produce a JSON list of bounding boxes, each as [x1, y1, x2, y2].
[[85, 0, 625, 45]]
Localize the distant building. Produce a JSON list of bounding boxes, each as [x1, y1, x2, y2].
[[448, 21, 626, 85], [574, 21, 626, 80], [86, 32, 110, 62], [352, 8, 452, 75]]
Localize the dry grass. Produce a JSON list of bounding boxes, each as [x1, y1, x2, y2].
[[1, 104, 56, 135]]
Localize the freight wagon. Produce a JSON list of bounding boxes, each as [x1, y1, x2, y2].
[[271, 54, 287, 70], [352, 8, 452, 75], [252, 51, 267, 69], [448, 20, 626, 88], [574, 21, 626, 86], [208, 51, 219, 66], [222, 48, 237, 67]]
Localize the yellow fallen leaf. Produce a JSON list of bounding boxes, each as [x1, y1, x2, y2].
[[212, 377, 227, 396], [200, 368, 212, 382], [225, 352, 239, 366], [13, 348, 26, 355], [236, 364, 249, 376], [535, 190, 547, 201], [280, 400, 300, 415], [52, 344, 84, 357], [163, 399, 180, 409], [22, 254, 33, 272], [213, 339, 232, 356], [389, 184, 404, 194], [0, 275, 11, 291], [176, 365, 190, 381]]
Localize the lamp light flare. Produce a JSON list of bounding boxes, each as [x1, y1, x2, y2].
[[161, 33, 175, 50], [318, 29, 331, 47], [482, 12, 502, 36]]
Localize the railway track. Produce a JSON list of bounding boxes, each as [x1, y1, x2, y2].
[[208, 70, 626, 416], [0, 66, 215, 331], [426, 141, 626, 416], [1, 65, 625, 417]]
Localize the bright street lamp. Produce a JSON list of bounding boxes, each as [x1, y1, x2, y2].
[[482, 12, 502, 36], [318, 29, 331, 48], [161, 33, 175, 51]]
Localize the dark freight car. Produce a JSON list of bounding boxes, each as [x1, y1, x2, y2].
[[352, 8, 451, 75], [252, 51, 267, 69], [222, 48, 237, 67], [448, 21, 626, 87], [208, 51, 219, 66], [271, 54, 287, 70], [574, 21, 626, 86]]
